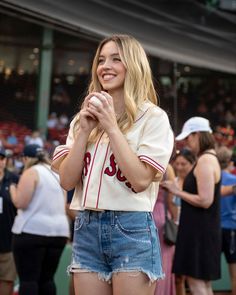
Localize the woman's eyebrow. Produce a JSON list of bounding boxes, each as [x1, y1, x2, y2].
[[99, 53, 120, 57]]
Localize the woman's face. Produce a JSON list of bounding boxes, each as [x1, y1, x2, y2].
[[97, 41, 126, 94], [173, 155, 193, 179], [186, 133, 199, 154]]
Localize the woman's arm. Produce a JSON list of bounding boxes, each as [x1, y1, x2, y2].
[[221, 184, 236, 196], [10, 168, 38, 209], [59, 128, 90, 191], [107, 128, 157, 192], [166, 165, 178, 221], [58, 95, 98, 191], [162, 155, 217, 209], [87, 92, 172, 192]]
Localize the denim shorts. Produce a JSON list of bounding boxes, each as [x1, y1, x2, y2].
[[68, 210, 164, 282]]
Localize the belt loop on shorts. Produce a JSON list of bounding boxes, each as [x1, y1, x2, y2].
[[111, 211, 115, 226], [85, 210, 91, 225]]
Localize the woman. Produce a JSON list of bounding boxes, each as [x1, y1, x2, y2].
[[171, 148, 196, 295], [10, 144, 70, 295], [0, 147, 18, 295], [172, 148, 196, 224], [52, 34, 174, 295], [217, 146, 236, 295], [153, 164, 177, 295], [162, 116, 221, 295]]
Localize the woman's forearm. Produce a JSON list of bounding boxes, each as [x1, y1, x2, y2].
[[59, 129, 89, 191], [108, 128, 155, 192]]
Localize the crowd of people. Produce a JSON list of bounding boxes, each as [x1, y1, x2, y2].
[[0, 33, 236, 295]]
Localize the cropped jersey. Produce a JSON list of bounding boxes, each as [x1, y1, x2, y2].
[[52, 101, 174, 212]]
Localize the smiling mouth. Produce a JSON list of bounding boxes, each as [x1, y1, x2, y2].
[[102, 74, 116, 81]]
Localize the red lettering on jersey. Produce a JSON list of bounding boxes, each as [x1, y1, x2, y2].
[[104, 153, 136, 193], [117, 169, 126, 182], [104, 154, 117, 176], [84, 152, 91, 176]]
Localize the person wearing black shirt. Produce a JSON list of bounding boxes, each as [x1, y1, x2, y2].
[[0, 147, 19, 295]]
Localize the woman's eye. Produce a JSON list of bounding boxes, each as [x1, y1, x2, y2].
[[98, 59, 104, 64], [113, 57, 121, 61]]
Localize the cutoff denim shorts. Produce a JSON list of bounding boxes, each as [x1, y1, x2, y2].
[[68, 210, 164, 282]]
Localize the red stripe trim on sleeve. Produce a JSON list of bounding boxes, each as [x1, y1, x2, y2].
[[53, 149, 69, 161], [139, 155, 165, 173]]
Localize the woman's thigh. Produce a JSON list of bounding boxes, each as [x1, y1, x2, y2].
[[112, 272, 156, 295], [73, 273, 112, 295], [40, 237, 67, 281], [12, 233, 45, 281]]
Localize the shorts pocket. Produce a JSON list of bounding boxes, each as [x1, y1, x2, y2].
[[74, 213, 85, 231], [115, 213, 151, 244]]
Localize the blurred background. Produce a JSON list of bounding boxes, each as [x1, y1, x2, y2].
[[0, 1, 235, 294]]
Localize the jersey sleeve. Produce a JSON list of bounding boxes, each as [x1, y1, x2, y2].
[[51, 117, 76, 173], [137, 107, 174, 174]]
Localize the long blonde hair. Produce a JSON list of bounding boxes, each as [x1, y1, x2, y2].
[[73, 34, 158, 143]]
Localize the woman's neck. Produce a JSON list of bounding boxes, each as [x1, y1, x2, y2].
[[109, 91, 125, 118]]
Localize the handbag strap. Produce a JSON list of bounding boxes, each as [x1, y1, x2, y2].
[[162, 173, 169, 219]]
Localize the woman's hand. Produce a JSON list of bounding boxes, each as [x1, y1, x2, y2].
[[87, 91, 119, 134], [161, 179, 181, 196], [79, 94, 99, 133]]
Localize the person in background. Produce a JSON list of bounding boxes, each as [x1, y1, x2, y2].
[[162, 117, 221, 295], [171, 148, 196, 295], [217, 146, 236, 295], [171, 148, 196, 224], [10, 144, 70, 295], [25, 130, 44, 147], [66, 189, 76, 295], [153, 164, 177, 295], [52, 34, 174, 295], [0, 147, 19, 295], [6, 131, 18, 146]]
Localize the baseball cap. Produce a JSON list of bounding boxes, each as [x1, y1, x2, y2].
[[176, 117, 212, 141], [0, 147, 6, 157], [23, 144, 43, 158]]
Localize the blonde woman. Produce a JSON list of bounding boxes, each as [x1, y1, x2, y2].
[[10, 144, 69, 295], [52, 34, 174, 295]]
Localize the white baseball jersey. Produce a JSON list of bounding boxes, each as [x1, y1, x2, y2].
[[52, 101, 174, 212]]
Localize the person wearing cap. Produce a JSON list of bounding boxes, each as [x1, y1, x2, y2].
[[10, 144, 70, 295], [217, 146, 236, 295], [0, 147, 19, 295], [162, 117, 221, 294]]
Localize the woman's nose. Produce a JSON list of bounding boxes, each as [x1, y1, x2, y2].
[[102, 58, 112, 69]]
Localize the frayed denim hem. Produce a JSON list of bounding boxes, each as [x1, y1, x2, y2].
[[68, 263, 165, 285], [67, 263, 112, 283], [112, 268, 165, 284]]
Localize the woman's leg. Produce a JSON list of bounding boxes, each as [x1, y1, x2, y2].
[[39, 237, 67, 295], [0, 281, 14, 295], [175, 275, 186, 295], [13, 233, 45, 295], [73, 273, 112, 295], [228, 263, 236, 295], [112, 272, 156, 295], [187, 276, 213, 295]]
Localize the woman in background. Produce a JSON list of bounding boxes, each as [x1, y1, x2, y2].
[[171, 148, 196, 295], [153, 164, 177, 295], [10, 144, 69, 295], [162, 117, 221, 295]]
